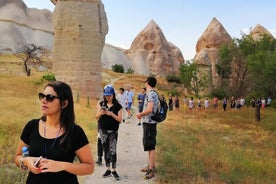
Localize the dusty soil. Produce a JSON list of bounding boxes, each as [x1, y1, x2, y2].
[[82, 108, 156, 184]]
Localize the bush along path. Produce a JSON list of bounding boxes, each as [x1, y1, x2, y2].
[[82, 109, 156, 184]]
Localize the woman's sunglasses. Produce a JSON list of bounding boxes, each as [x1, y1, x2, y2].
[[39, 93, 60, 102]]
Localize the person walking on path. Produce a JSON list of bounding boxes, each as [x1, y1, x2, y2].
[[125, 85, 134, 119], [213, 96, 218, 110], [204, 97, 209, 110], [255, 97, 261, 122], [168, 94, 173, 111], [14, 81, 94, 184], [136, 76, 159, 180], [222, 97, 227, 111], [137, 87, 147, 126], [95, 85, 122, 180], [188, 97, 194, 112], [174, 95, 180, 111], [117, 87, 127, 123]]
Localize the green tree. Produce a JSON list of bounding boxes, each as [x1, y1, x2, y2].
[[216, 33, 276, 98], [216, 43, 232, 88], [230, 38, 249, 97], [246, 34, 276, 97], [179, 61, 207, 97]]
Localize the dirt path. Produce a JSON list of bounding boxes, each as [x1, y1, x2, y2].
[[82, 109, 156, 184]]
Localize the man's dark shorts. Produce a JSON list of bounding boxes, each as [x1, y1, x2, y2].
[[143, 123, 157, 151]]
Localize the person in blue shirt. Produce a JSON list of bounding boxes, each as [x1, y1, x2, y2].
[[137, 87, 146, 125]]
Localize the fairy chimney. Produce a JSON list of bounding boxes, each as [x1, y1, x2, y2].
[[128, 20, 184, 76], [194, 17, 232, 91], [250, 24, 275, 40], [51, 0, 108, 99]]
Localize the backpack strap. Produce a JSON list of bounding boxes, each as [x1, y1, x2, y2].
[[149, 90, 159, 114]]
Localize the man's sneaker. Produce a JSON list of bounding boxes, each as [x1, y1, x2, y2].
[[103, 170, 111, 177], [95, 157, 102, 165], [112, 171, 120, 180], [144, 169, 155, 180]]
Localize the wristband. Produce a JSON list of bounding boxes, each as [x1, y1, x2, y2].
[[19, 157, 28, 170]]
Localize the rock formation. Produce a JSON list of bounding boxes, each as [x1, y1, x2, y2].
[[194, 17, 232, 92], [51, 0, 108, 99], [127, 20, 184, 76], [250, 24, 275, 40], [0, 0, 53, 53], [101, 44, 132, 71]]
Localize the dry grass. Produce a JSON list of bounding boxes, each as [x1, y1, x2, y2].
[[156, 106, 276, 184]]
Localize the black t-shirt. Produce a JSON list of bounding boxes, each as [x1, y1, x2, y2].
[[20, 119, 89, 184], [98, 101, 122, 131]]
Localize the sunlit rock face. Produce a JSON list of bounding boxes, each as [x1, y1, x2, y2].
[[51, 0, 108, 99], [194, 17, 232, 92], [128, 20, 184, 76], [0, 0, 53, 54], [250, 24, 275, 40]]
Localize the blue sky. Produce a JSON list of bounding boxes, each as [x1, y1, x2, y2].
[[24, 0, 276, 60]]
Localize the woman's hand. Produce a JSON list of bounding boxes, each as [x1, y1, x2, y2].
[[39, 158, 64, 173], [23, 157, 42, 174], [104, 110, 113, 116]]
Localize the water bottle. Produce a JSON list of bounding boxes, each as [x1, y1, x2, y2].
[[22, 146, 29, 157]]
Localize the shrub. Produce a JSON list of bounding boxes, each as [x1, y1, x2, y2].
[[168, 89, 179, 97], [166, 75, 181, 84], [125, 67, 134, 74], [210, 88, 227, 99], [41, 73, 56, 82], [111, 64, 124, 73]]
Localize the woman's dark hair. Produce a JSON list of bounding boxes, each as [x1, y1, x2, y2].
[[103, 91, 120, 106], [41, 81, 75, 150]]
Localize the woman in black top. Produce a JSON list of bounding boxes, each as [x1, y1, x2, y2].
[[95, 85, 122, 180], [14, 81, 94, 184]]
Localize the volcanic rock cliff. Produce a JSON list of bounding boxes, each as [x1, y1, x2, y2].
[[0, 0, 53, 53]]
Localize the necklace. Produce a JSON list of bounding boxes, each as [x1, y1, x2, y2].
[[44, 123, 61, 158]]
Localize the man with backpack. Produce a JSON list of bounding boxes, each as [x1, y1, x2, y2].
[[136, 76, 159, 180]]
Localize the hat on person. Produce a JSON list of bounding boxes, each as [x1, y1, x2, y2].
[[145, 76, 157, 87], [103, 85, 114, 96]]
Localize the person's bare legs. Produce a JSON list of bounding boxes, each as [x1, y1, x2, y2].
[[148, 150, 155, 169]]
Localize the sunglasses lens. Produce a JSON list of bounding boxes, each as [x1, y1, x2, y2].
[[39, 93, 44, 100], [39, 93, 58, 102], [46, 95, 55, 102]]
